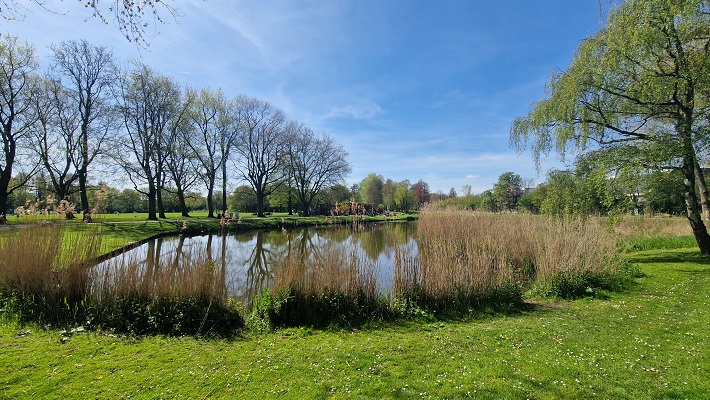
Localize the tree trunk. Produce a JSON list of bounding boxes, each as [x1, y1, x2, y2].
[[177, 187, 190, 217], [0, 170, 10, 224], [79, 170, 89, 215], [156, 187, 167, 219], [299, 191, 312, 217], [147, 180, 158, 220], [681, 156, 710, 254], [207, 186, 215, 218], [256, 186, 265, 217], [287, 188, 293, 216], [222, 161, 228, 213], [694, 159, 710, 220]]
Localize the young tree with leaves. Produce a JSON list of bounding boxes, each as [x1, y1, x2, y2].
[[511, 0, 710, 253], [492, 172, 523, 212], [359, 173, 384, 205]]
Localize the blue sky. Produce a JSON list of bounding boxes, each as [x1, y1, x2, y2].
[[4, 0, 604, 194]]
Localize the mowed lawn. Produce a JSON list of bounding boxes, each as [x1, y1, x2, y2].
[[1, 248, 708, 399]]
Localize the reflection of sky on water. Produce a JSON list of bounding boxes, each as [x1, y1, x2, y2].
[[96, 222, 418, 301]]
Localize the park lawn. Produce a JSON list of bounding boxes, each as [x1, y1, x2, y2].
[[0, 247, 707, 399]]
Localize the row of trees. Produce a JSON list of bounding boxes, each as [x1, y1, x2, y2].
[[351, 173, 435, 213], [7, 177, 356, 216], [0, 35, 352, 222], [438, 151, 696, 217]]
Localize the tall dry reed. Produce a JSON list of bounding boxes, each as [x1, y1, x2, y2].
[[91, 247, 227, 303], [409, 208, 625, 303], [611, 216, 690, 239], [262, 241, 386, 327], [0, 225, 102, 322], [89, 242, 242, 335], [0, 227, 243, 335]]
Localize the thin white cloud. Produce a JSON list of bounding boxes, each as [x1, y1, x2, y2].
[[325, 101, 383, 120]]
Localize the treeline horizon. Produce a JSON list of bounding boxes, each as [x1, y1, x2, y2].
[[1, 34, 356, 222]]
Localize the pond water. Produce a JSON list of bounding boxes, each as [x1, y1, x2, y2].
[[97, 221, 418, 303]]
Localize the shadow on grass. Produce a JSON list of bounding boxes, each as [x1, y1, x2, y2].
[[626, 250, 710, 265]]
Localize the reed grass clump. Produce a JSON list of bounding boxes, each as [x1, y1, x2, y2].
[[411, 208, 632, 303], [89, 248, 243, 336], [612, 215, 695, 251], [0, 225, 101, 324], [249, 242, 390, 329], [0, 226, 243, 336]]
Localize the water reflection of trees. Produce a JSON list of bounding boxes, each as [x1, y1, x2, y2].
[[110, 222, 418, 305]]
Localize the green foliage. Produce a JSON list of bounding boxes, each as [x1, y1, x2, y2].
[[229, 185, 259, 213], [492, 172, 523, 212], [516, 192, 539, 214], [644, 170, 686, 215], [527, 261, 642, 300], [393, 186, 415, 212], [479, 190, 498, 212], [88, 294, 244, 337], [253, 287, 392, 329], [414, 282, 524, 317], [359, 173, 384, 205]]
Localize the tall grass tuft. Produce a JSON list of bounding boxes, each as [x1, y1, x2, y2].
[[411, 208, 633, 303], [90, 247, 243, 336], [408, 209, 524, 313], [251, 242, 389, 328], [612, 215, 695, 251], [0, 227, 243, 336], [0, 225, 101, 324]]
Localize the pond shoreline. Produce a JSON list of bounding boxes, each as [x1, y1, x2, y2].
[[92, 214, 418, 263]]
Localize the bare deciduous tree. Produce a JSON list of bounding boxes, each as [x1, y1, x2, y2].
[[30, 76, 80, 205], [285, 122, 351, 216], [233, 96, 288, 217], [164, 89, 198, 217], [49, 39, 117, 214], [116, 63, 180, 220], [0, 35, 41, 223]]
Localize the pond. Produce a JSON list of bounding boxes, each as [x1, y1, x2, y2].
[[96, 221, 418, 304]]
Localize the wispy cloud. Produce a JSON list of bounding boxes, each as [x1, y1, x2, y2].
[[325, 101, 383, 120]]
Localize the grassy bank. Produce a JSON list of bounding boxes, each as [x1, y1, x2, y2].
[[1, 245, 707, 399]]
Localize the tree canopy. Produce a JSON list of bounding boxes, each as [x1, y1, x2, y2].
[[511, 0, 710, 253]]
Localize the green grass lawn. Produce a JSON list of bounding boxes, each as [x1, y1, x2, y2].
[[1, 246, 707, 399]]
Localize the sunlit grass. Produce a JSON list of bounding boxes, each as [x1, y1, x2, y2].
[[1, 247, 707, 399]]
